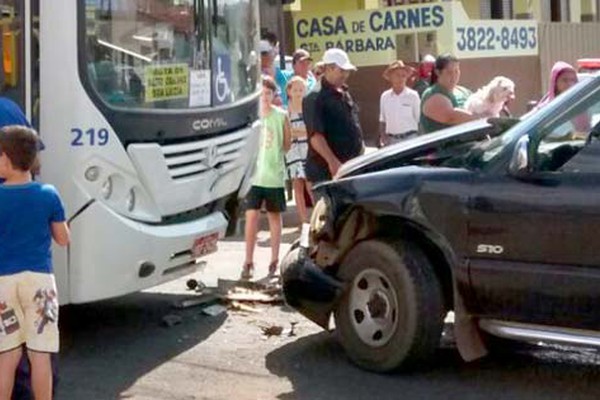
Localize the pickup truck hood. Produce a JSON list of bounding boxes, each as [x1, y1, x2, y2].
[[336, 119, 514, 179]]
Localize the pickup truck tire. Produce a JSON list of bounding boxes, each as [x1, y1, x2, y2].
[[335, 239, 445, 372]]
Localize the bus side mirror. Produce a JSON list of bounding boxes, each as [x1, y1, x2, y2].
[[508, 135, 530, 176]]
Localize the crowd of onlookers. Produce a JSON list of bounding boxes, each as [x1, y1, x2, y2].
[[242, 29, 585, 280]]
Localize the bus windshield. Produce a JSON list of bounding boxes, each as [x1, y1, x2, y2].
[[82, 0, 260, 110]]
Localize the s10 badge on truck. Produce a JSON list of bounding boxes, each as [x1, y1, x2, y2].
[[477, 244, 504, 254]]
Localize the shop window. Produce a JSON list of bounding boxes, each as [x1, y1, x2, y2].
[[551, 0, 571, 22], [481, 0, 513, 20]]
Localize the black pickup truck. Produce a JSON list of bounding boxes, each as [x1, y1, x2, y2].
[[281, 75, 600, 372]]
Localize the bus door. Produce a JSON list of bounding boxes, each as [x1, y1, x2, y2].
[[0, 0, 26, 116]]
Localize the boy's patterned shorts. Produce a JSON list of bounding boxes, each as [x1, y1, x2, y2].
[[0, 272, 59, 353]]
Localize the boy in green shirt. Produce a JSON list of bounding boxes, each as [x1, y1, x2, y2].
[[242, 76, 291, 279]]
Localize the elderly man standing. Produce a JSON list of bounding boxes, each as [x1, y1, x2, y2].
[[379, 60, 420, 147], [304, 48, 364, 186]]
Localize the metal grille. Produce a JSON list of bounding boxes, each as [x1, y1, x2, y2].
[[160, 130, 248, 180]]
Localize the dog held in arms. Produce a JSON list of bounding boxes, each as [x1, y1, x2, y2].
[[465, 76, 515, 118]]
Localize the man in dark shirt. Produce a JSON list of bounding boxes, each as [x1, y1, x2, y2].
[[304, 49, 364, 185]]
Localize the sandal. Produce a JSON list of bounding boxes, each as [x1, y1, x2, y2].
[[240, 262, 254, 280], [267, 260, 279, 277]]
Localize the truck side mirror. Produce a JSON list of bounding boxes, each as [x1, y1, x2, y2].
[[508, 135, 530, 175]]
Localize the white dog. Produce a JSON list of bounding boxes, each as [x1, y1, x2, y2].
[[465, 76, 515, 118]]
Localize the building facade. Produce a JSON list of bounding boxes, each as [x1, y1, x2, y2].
[[260, 0, 600, 143]]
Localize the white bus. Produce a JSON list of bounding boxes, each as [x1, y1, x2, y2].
[[2, 0, 261, 304]]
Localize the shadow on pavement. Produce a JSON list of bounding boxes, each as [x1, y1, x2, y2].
[[266, 331, 600, 400], [257, 231, 299, 247], [220, 231, 298, 246], [57, 292, 225, 400]]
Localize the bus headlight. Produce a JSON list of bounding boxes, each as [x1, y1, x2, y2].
[[101, 176, 113, 199], [84, 166, 100, 182], [81, 160, 161, 222], [126, 188, 136, 212]]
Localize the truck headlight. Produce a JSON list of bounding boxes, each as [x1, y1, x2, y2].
[[310, 197, 330, 237]]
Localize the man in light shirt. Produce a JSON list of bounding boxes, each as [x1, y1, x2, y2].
[[379, 60, 421, 147]]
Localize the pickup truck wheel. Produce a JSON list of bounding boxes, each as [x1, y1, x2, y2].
[[335, 240, 445, 372]]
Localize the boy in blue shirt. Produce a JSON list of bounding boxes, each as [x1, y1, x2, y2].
[[0, 126, 69, 400]]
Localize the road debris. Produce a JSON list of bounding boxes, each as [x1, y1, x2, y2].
[[230, 301, 262, 314], [218, 278, 283, 305], [161, 314, 183, 328], [186, 279, 198, 290], [202, 304, 228, 317], [166, 276, 283, 326], [172, 292, 221, 310], [186, 278, 207, 292], [225, 289, 281, 304], [218, 278, 268, 293], [260, 324, 284, 337], [289, 321, 299, 337]]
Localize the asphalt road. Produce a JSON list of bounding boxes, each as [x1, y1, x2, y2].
[[55, 231, 600, 400]]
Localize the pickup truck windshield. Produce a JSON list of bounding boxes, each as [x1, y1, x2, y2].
[[470, 78, 600, 170]]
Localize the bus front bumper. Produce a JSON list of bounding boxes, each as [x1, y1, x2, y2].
[[65, 200, 227, 304]]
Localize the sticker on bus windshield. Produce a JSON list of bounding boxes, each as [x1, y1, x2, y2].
[[145, 64, 189, 103], [189, 70, 211, 108]]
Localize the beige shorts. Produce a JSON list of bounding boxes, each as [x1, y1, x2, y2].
[[0, 271, 59, 353]]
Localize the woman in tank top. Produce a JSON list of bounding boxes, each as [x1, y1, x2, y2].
[[420, 54, 476, 134]]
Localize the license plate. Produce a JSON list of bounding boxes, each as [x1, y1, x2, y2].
[[191, 232, 219, 258]]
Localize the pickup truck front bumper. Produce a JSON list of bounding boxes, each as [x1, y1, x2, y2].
[[280, 246, 346, 329]]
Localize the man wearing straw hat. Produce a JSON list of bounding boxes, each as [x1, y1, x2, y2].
[[379, 60, 421, 147]]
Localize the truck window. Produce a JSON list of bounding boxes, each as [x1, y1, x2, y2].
[[532, 92, 600, 172]]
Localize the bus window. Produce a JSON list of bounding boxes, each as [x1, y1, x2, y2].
[[211, 0, 260, 104], [31, 0, 40, 129], [3, 30, 16, 86], [82, 0, 259, 110], [0, 0, 25, 112]]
